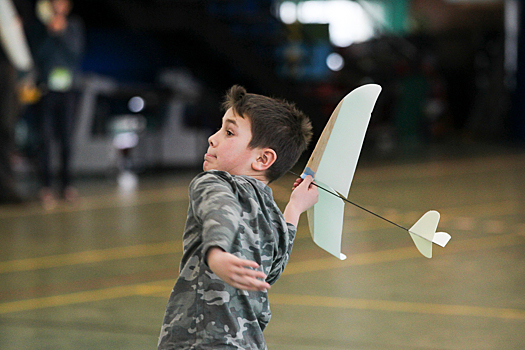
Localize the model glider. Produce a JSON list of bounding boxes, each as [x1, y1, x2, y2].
[[300, 84, 451, 259]]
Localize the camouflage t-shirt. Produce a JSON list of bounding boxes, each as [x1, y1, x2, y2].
[[158, 170, 296, 350]]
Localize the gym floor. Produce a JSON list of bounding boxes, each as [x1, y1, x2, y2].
[[1, 145, 524, 349]]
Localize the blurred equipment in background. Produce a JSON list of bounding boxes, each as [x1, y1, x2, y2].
[[109, 113, 146, 190], [71, 70, 208, 177]]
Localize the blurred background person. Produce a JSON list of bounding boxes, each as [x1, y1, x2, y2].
[[0, 47, 23, 204], [33, 0, 84, 208], [0, 0, 35, 204]]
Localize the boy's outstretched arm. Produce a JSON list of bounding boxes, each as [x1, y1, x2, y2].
[[206, 176, 317, 292], [207, 247, 271, 291], [283, 175, 318, 227]]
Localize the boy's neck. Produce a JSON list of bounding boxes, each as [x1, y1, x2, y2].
[[253, 175, 270, 185], [240, 172, 269, 185]]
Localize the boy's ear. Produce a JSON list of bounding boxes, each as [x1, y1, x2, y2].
[[252, 148, 277, 171]]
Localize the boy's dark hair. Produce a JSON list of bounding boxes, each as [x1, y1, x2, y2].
[[222, 85, 313, 183]]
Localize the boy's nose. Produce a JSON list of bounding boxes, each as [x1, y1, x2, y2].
[[208, 134, 216, 147]]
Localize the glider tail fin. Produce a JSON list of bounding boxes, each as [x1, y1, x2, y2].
[[409, 211, 451, 258]]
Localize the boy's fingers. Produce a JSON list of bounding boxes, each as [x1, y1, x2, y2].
[[238, 258, 260, 270], [292, 178, 303, 190], [237, 266, 267, 280], [229, 254, 257, 268], [234, 264, 269, 291], [228, 255, 270, 290], [234, 257, 267, 279], [299, 175, 314, 188], [231, 275, 270, 291], [243, 279, 271, 291], [247, 270, 267, 280]]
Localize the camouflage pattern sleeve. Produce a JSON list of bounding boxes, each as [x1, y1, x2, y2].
[[189, 172, 242, 264], [266, 222, 296, 285], [158, 171, 295, 350]]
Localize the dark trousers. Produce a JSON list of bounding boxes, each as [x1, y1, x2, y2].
[[0, 60, 21, 203], [39, 90, 75, 191]]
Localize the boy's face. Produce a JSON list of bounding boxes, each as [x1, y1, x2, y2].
[[204, 108, 260, 176]]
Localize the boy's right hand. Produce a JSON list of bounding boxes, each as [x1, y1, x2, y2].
[[207, 247, 271, 292]]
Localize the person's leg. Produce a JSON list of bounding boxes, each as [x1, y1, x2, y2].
[[57, 91, 77, 201], [0, 61, 23, 204], [39, 92, 58, 208]]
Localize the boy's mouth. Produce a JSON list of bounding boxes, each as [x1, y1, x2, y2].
[[204, 153, 216, 160]]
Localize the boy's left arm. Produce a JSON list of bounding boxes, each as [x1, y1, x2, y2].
[[283, 175, 318, 227]]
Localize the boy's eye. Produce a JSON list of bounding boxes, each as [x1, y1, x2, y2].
[[226, 130, 234, 136]]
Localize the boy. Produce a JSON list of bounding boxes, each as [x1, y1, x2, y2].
[[158, 85, 318, 349]]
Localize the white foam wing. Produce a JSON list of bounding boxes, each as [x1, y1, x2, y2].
[[307, 85, 382, 260]]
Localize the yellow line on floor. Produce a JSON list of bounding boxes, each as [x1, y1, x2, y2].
[[0, 234, 523, 315], [0, 282, 170, 315], [1, 279, 524, 321], [0, 187, 189, 219], [0, 241, 181, 274], [1, 226, 523, 276], [269, 293, 525, 321], [282, 233, 525, 276]]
